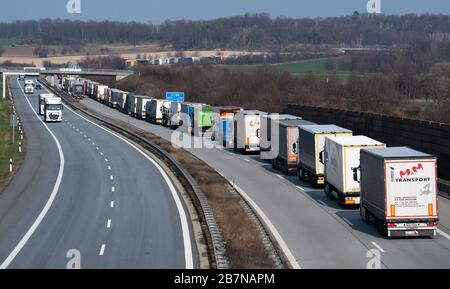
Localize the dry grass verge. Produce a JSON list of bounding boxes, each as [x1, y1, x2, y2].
[[0, 81, 26, 192]]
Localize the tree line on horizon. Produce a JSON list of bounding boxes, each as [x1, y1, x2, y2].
[[0, 13, 450, 50]]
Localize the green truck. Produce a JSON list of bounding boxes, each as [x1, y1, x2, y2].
[[191, 105, 214, 135]]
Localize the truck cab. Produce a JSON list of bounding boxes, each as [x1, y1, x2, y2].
[[44, 97, 63, 122], [24, 84, 34, 94]]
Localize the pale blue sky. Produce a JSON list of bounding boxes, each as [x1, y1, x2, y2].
[[0, 0, 449, 23]]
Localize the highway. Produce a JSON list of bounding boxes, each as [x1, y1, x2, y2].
[[81, 97, 450, 269], [0, 77, 197, 269]]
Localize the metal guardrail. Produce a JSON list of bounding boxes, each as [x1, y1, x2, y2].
[[439, 182, 450, 199], [42, 80, 229, 269]]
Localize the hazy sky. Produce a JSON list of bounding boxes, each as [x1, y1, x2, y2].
[[0, 0, 449, 23]]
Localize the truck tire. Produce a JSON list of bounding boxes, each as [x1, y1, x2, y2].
[[310, 175, 319, 188], [375, 218, 388, 237], [324, 183, 333, 199], [337, 191, 345, 206], [298, 167, 305, 182], [283, 164, 289, 175]]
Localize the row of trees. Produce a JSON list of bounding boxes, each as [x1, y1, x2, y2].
[[0, 14, 450, 50]]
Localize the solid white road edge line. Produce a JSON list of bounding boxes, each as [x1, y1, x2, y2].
[[64, 104, 194, 269], [218, 172, 302, 269], [437, 228, 450, 240], [0, 79, 65, 269], [342, 217, 354, 226]]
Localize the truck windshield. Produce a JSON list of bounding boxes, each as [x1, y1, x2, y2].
[[46, 104, 62, 110]]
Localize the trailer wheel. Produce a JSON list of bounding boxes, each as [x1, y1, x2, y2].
[[271, 160, 277, 170], [298, 167, 306, 182], [324, 184, 333, 199], [375, 218, 388, 237], [337, 191, 345, 206]]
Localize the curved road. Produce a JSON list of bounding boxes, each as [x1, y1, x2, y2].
[[0, 77, 197, 269]]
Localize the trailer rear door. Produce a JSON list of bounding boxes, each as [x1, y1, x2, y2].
[[385, 159, 438, 219]]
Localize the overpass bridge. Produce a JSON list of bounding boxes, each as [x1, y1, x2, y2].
[[1, 67, 134, 99]]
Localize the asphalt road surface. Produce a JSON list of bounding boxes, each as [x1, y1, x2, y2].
[[81, 96, 450, 269], [0, 78, 197, 269]]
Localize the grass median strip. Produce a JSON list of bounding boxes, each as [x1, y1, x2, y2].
[[0, 80, 26, 192]]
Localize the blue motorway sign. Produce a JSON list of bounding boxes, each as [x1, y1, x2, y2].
[[165, 92, 185, 102]]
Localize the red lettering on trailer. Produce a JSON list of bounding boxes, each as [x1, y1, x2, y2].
[[399, 163, 423, 178]]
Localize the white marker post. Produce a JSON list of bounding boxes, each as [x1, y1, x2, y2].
[[9, 159, 12, 172]]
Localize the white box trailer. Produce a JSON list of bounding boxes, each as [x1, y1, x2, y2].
[[162, 101, 182, 128], [147, 99, 167, 124], [134, 96, 153, 119], [260, 114, 302, 161], [94, 84, 108, 102], [359, 147, 438, 238], [117, 91, 129, 112], [271, 119, 315, 175], [324, 135, 386, 206], [297, 125, 352, 187], [38, 93, 55, 115], [233, 110, 264, 153]]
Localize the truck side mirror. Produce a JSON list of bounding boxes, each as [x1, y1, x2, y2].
[[319, 151, 324, 164], [256, 128, 260, 138], [352, 166, 360, 183]]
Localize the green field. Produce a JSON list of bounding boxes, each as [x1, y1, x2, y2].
[[0, 81, 23, 191], [0, 38, 20, 46], [224, 58, 353, 80]]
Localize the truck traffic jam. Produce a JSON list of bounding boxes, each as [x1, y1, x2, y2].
[[53, 75, 441, 238]]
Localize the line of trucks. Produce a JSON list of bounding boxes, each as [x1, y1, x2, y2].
[[56, 75, 440, 238], [19, 77, 63, 122]]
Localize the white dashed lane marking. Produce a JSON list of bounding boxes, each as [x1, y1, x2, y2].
[[99, 244, 106, 256]]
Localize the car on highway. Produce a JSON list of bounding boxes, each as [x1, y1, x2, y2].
[[35, 83, 43, 90]]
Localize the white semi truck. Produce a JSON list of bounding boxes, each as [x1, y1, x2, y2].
[[324, 135, 386, 206], [234, 110, 264, 153], [24, 84, 34, 94], [44, 97, 63, 122], [38, 93, 55, 115], [358, 147, 439, 238], [147, 99, 168, 124], [297, 125, 352, 187]]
